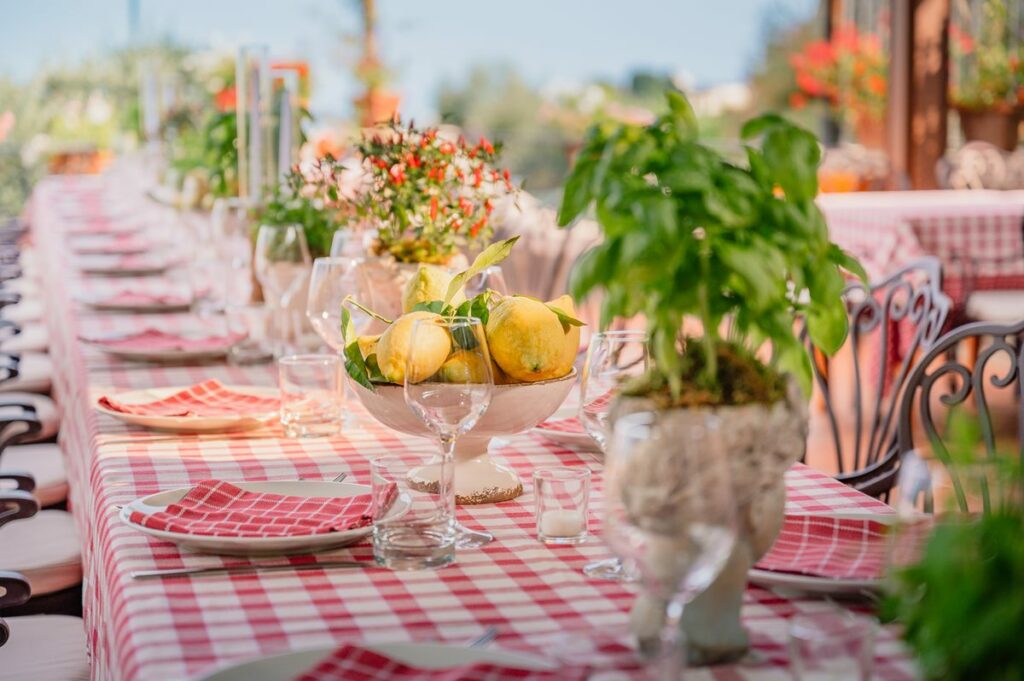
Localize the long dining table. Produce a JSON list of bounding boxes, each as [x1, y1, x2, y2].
[[29, 169, 916, 681]]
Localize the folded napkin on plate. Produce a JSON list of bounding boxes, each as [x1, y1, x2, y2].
[[755, 514, 900, 580], [74, 236, 151, 255], [128, 480, 381, 538], [84, 329, 245, 352], [535, 417, 584, 434], [92, 290, 191, 308], [293, 644, 585, 681], [98, 379, 279, 417]]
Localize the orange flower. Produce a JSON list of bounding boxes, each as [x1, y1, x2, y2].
[[214, 86, 237, 112], [867, 74, 886, 96], [789, 92, 808, 110]]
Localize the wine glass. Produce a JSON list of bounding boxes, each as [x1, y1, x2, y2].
[[606, 410, 737, 678], [254, 224, 311, 356], [404, 316, 495, 549], [307, 256, 370, 426], [464, 265, 508, 298], [211, 197, 255, 309], [580, 329, 649, 581]]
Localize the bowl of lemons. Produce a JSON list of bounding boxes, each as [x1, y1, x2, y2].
[[344, 239, 581, 504]]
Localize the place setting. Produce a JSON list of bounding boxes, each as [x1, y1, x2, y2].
[[81, 328, 247, 362], [77, 285, 198, 313]]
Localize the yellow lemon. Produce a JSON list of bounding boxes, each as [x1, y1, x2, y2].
[[376, 311, 451, 384], [356, 334, 380, 360], [400, 265, 466, 314], [485, 297, 571, 382], [546, 294, 581, 378], [439, 349, 491, 384]]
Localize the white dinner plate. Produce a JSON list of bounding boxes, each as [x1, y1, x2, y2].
[[95, 385, 278, 433], [531, 404, 600, 451], [85, 338, 241, 363], [81, 297, 193, 314], [747, 569, 881, 596], [78, 257, 170, 277], [121, 480, 407, 556], [195, 642, 556, 681]]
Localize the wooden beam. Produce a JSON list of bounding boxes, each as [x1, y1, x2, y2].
[[887, 0, 950, 189]]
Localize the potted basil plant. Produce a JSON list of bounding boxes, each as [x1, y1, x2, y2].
[[558, 91, 866, 664]]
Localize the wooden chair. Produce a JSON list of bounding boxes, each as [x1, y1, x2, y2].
[[1, 556, 89, 680], [896, 319, 1023, 511], [0, 465, 82, 617], [804, 257, 951, 499]]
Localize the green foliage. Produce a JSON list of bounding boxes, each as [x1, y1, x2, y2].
[[257, 160, 347, 259], [169, 111, 239, 200], [883, 414, 1024, 680], [558, 90, 864, 400]]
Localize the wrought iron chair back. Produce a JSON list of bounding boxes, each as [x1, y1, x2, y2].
[[896, 319, 1024, 512], [805, 257, 950, 497]]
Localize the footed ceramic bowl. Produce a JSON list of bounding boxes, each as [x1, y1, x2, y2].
[[349, 369, 576, 504]]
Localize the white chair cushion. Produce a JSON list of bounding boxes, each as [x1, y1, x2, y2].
[[1, 279, 40, 298], [0, 615, 89, 681], [0, 392, 59, 442], [1, 443, 67, 507], [966, 290, 1024, 324], [0, 300, 43, 325], [0, 324, 49, 354], [0, 354, 52, 395], [0, 511, 82, 596]]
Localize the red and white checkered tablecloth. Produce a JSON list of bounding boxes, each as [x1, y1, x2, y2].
[[30, 173, 916, 681], [819, 190, 1024, 304]]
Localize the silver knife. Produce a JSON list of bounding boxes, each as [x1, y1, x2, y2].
[[131, 559, 369, 580]]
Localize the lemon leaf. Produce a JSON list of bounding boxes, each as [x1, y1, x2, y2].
[[343, 340, 375, 391], [444, 236, 520, 306], [342, 295, 393, 326], [546, 304, 586, 334]]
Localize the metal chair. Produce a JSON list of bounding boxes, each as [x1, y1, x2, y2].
[[804, 257, 951, 498], [895, 319, 1023, 511], [0, 403, 67, 508]]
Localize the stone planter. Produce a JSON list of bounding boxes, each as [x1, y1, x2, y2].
[[611, 382, 808, 665], [957, 106, 1021, 151]]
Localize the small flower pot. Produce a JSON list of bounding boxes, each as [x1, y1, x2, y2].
[[957, 106, 1022, 151]]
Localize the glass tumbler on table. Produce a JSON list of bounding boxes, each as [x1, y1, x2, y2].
[[789, 612, 876, 681], [580, 329, 650, 581], [278, 354, 343, 438], [534, 467, 591, 545], [403, 316, 494, 549], [371, 453, 457, 570]]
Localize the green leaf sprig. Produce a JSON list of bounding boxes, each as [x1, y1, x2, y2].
[[558, 90, 865, 401]]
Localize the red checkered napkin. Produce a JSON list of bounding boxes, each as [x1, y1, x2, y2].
[[293, 644, 586, 681], [85, 329, 245, 353], [128, 480, 378, 538], [98, 379, 279, 417], [755, 514, 893, 580], [535, 417, 584, 434], [74, 235, 151, 255], [93, 290, 191, 308]]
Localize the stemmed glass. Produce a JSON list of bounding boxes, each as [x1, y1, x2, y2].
[[306, 256, 370, 425], [580, 329, 649, 581], [254, 223, 311, 356], [606, 411, 737, 678], [464, 265, 508, 298], [404, 316, 495, 549], [211, 197, 255, 309]]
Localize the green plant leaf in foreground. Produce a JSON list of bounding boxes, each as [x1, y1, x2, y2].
[[444, 236, 520, 306]]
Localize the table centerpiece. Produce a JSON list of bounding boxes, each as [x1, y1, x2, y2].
[[558, 90, 866, 664]]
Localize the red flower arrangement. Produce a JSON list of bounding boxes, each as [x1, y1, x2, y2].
[[352, 119, 516, 264], [789, 25, 887, 124]]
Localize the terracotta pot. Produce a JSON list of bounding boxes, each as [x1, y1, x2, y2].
[[852, 111, 887, 151], [957, 106, 1022, 151], [611, 382, 808, 665], [355, 89, 401, 127]]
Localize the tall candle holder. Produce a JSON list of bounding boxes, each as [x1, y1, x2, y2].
[[236, 45, 272, 205]]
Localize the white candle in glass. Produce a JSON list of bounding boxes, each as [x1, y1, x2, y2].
[[540, 508, 585, 538]]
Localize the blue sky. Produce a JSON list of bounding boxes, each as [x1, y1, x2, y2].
[[0, 0, 817, 121]]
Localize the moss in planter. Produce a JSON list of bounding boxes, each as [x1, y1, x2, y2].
[[622, 339, 787, 408]]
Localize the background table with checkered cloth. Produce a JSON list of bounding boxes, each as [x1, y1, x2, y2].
[[30, 175, 916, 681], [819, 190, 1024, 305]]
